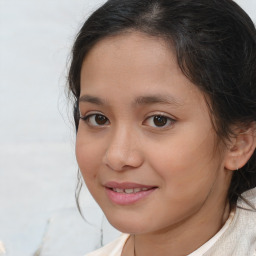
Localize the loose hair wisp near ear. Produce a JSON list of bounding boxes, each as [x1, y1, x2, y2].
[[68, 0, 256, 209]]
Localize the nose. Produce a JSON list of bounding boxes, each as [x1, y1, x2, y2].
[[103, 126, 143, 171]]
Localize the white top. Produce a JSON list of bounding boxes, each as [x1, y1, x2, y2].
[[85, 188, 256, 256]]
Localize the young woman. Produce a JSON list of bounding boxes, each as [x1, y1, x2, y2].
[[68, 0, 256, 255]]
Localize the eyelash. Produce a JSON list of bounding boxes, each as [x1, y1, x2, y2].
[[143, 115, 175, 128], [80, 113, 176, 128], [80, 113, 110, 127]]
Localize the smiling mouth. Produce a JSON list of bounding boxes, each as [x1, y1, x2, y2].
[[104, 182, 157, 205], [111, 187, 152, 194], [105, 181, 157, 193]]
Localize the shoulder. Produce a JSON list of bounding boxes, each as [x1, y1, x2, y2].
[[204, 188, 256, 255], [237, 186, 256, 209], [235, 187, 256, 236], [85, 234, 130, 256], [235, 187, 256, 231]]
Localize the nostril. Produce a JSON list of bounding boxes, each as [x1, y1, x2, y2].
[[103, 146, 143, 171], [103, 144, 127, 168]]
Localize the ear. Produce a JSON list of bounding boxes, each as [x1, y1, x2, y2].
[[224, 123, 256, 171]]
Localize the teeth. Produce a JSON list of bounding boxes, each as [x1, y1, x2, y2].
[[112, 188, 150, 193], [124, 188, 134, 194]]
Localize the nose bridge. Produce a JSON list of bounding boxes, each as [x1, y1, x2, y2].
[[104, 123, 142, 170], [111, 125, 131, 154]]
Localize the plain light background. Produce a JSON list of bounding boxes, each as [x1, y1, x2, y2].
[[0, 1, 110, 255], [0, 0, 255, 255]]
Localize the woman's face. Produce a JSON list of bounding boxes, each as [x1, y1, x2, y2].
[[76, 32, 232, 234]]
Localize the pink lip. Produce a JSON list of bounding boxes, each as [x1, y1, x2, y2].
[[104, 181, 157, 205], [105, 181, 155, 189]]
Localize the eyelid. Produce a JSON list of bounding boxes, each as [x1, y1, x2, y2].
[[143, 113, 176, 128], [79, 110, 105, 119], [80, 112, 110, 127], [145, 111, 176, 121], [79, 111, 176, 128]]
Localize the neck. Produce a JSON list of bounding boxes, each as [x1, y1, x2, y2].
[[132, 201, 230, 256]]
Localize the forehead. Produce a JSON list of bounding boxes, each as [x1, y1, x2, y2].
[[81, 31, 174, 82], [80, 31, 205, 109]]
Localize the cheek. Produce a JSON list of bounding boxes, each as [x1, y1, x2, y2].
[[147, 130, 218, 197], [75, 130, 102, 182]]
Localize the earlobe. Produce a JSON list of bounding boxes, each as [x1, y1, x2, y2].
[[224, 123, 256, 171]]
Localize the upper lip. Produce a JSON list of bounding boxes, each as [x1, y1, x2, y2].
[[104, 181, 157, 189]]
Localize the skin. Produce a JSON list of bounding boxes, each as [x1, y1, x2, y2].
[[76, 31, 233, 256]]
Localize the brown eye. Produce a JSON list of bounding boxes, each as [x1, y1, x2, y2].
[[153, 115, 168, 127], [95, 114, 108, 125], [81, 113, 110, 126], [143, 115, 174, 128]]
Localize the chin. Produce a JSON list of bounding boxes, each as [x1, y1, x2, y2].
[[105, 213, 149, 234]]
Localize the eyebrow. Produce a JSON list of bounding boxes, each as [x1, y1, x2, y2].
[[79, 95, 106, 105], [79, 94, 182, 107], [134, 95, 182, 107]]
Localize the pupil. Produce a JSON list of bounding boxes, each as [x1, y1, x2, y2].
[[154, 116, 167, 127], [95, 115, 107, 125]]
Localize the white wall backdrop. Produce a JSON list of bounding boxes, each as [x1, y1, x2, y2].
[[0, 1, 255, 255]]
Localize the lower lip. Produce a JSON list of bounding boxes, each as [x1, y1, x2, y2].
[[105, 188, 156, 205]]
